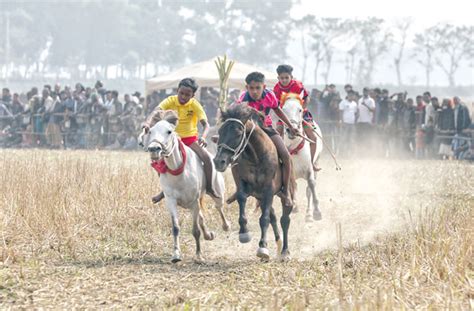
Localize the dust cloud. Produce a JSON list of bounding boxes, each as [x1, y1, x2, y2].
[[201, 156, 468, 261]]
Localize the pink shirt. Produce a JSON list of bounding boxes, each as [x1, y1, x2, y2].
[[237, 89, 278, 127]]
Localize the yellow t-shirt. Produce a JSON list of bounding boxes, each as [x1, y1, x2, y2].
[[158, 95, 207, 138]]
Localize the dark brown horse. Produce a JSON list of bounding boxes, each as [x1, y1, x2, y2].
[[213, 105, 293, 261]]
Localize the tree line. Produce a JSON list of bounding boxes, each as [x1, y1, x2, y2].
[[0, 0, 472, 87]]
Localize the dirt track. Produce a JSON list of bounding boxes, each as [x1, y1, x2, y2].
[[1, 150, 472, 308]]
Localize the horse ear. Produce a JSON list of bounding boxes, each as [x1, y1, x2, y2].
[[151, 110, 165, 122], [163, 110, 178, 126], [299, 90, 305, 100], [248, 108, 264, 124]]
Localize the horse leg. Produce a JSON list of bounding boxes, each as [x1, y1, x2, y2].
[[192, 202, 204, 263], [269, 206, 282, 256], [237, 182, 251, 243], [280, 198, 293, 261], [290, 169, 298, 213], [257, 189, 273, 261], [226, 166, 240, 205], [165, 198, 181, 263], [305, 181, 313, 223], [212, 196, 230, 232], [308, 176, 321, 221], [198, 202, 215, 241]]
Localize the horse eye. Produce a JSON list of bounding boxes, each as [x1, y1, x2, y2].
[[167, 130, 172, 134]]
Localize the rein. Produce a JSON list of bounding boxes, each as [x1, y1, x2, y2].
[[217, 118, 256, 164]]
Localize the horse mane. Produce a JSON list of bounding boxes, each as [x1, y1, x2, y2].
[[220, 104, 265, 124], [281, 93, 304, 107]]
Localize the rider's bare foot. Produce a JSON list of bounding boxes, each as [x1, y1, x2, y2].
[[313, 163, 322, 172], [152, 192, 165, 204]]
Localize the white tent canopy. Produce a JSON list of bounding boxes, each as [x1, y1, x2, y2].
[[145, 57, 278, 95]]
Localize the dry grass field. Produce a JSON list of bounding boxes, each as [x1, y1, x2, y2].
[[0, 149, 473, 309]]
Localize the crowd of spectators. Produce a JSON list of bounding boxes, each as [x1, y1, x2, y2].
[[311, 84, 473, 160], [0, 81, 147, 150], [1, 81, 472, 160]]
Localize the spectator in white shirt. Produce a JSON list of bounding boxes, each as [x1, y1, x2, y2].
[[358, 88, 376, 124], [357, 87, 376, 151], [423, 91, 436, 127], [339, 91, 358, 154]]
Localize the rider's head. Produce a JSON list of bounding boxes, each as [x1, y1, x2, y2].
[[276, 64, 293, 87], [177, 78, 198, 104], [245, 72, 266, 101]]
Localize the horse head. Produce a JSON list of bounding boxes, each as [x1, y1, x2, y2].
[[144, 110, 179, 159], [213, 104, 261, 172], [281, 92, 304, 140]]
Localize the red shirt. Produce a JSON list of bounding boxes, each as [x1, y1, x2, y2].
[[237, 89, 278, 127], [273, 79, 309, 105]]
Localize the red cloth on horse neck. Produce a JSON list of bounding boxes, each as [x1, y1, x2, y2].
[[151, 139, 187, 176], [289, 138, 305, 155]]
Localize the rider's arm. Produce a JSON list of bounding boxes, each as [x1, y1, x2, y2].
[[302, 84, 310, 109], [302, 96, 309, 109], [273, 107, 297, 134], [195, 101, 210, 144], [199, 119, 210, 141]]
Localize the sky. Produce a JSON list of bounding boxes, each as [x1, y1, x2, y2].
[[292, 0, 472, 28], [285, 0, 474, 87]]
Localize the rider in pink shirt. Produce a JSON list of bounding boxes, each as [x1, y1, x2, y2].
[[230, 72, 297, 207], [238, 88, 278, 127]]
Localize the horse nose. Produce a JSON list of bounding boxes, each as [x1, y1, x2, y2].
[[148, 145, 161, 153], [213, 158, 227, 171]]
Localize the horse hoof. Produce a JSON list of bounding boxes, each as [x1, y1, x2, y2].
[[305, 214, 314, 223], [313, 210, 322, 221], [280, 250, 291, 262], [193, 255, 204, 264], [239, 232, 252, 243], [222, 222, 231, 232], [257, 247, 270, 261], [205, 231, 216, 241], [171, 255, 182, 263]]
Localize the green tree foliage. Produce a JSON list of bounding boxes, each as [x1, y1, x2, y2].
[[0, 0, 293, 79]]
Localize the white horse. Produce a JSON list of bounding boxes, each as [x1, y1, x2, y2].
[[139, 110, 230, 263], [280, 93, 323, 222]]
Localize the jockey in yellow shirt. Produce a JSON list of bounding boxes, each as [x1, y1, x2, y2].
[[142, 78, 218, 203]]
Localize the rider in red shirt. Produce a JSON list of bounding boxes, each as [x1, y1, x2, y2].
[[273, 65, 320, 171]]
